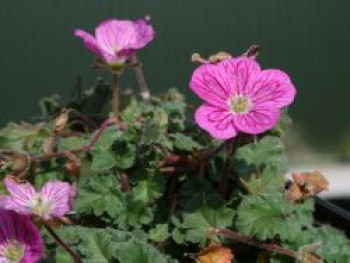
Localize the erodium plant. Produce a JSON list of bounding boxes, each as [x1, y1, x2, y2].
[[0, 17, 349, 263]]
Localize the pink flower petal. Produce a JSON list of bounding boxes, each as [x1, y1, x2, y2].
[[233, 106, 280, 134], [4, 178, 35, 215], [248, 69, 296, 109], [75, 29, 105, 59], [0, 196, 13, 210], [0, 209, 44, 262], [190, 63, 233, 107], [195, 104, 237, 140], [95, 18, 154, 57], [220, 57, 261, 95], [40, 181, 71, 218]]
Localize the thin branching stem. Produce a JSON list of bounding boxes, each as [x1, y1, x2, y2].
[[31, 118, 117, 163], [130, 55, 150, 101], [112, 72, 120, 119], [43, 222, 82, 263], [218, 135, 241, 197], [210, 228, 299, 259]]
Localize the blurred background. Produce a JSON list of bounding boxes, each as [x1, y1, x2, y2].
[[0, 1, 349, 200]]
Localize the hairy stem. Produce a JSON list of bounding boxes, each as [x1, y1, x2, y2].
[[44, 223, 82, 263], [130, 55, 150, 101], [31, 118, 117, 163], [218, 135, 241, 197], [210, 228, 299, 259], [112, 72, 120, 119]]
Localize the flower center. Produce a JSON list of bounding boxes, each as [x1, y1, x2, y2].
[[29, 194, 53, 218], [229, 96, 251, 114], [3, 241, 24, 263]]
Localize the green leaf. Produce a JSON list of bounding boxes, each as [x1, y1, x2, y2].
[[176, 205, 235, 245], [90, 126, 120, 172], [234, 136, 288, 176], [235, 194, 313, 242], [169, 133, 202, 152], [75, 174, 124, 218], [116, 237, 177, 263], [50, 226, 178, 263], [114, 143, 136, 169], [58, 136, 87, 151], [132, 178, 164, 204], [241, 166, 285, 195], [114, 194, 154, 229], [0, 122, 50, 153], [53, 227, 128, 263], [140, 119, 166, 145], [91, 150, 117, 172], [148, 224, 169, 242], [304, 226, 350, 262]]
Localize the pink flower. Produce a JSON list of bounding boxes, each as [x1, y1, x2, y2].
[[190, 57, 296, 139], [1, 178, 74, 221], [75, 17, 155, 66], [0, 209, 44, 263]]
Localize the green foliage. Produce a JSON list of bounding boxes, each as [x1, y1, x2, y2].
[[169, 133, 202, 152], [45, 227, 177, 263], [1, 84, 349, 263], [234, 135, 288, 176], [148, 224, 169, 242], [236, 194, 314, 242], [173, 205, 235, 245], [0, 122, 50, 153]]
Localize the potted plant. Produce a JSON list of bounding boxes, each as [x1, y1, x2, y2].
[[0, 17, 348, 263]]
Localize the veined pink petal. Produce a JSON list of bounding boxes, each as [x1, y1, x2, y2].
[[75, 29, 105, 59], [190, 64, 233, 107], [233, 106, 280, 134], [76, 18, 154, 65], [40, 181, 71, 218], [195, 104, 237, 140], [0, 196, 12, 210], [95, 19, 154, 52], [3, 178, 35, 215], [0, 209, 44, 262], [248, 69, 296, 109], [220, 57, 261, 95], [131, 18, 155, 49]]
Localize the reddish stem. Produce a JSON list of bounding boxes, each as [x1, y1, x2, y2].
[[111, 73, 120, 119], [218, 135, 240, 197], [44, 223, 82, 263], [31, 119, 116, 163], [210, 228, 299, 259], [130, 55, 150, 101]]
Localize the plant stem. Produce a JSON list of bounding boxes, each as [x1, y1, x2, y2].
[[43, 223, 82, 263], [167, 177, 178, 222], [210, 228, 299, 259], [218, 135, 241, 197], [31, 118, 117, 163], [130, 55, 150, 101], [112, 72, 120, 119]]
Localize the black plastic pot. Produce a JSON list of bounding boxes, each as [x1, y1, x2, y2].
[[314, 196, 350, 237]]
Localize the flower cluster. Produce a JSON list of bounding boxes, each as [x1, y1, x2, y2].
[[190, 57, 296, 139], [0, 178, 75, 262]]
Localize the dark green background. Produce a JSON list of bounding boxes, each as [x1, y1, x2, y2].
[[0, 0, 349, 149]]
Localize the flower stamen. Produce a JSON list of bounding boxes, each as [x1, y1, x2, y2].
[[3, 240, 24, 263], [229, 96, 251, 114], [28, 194, 53, 218]]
